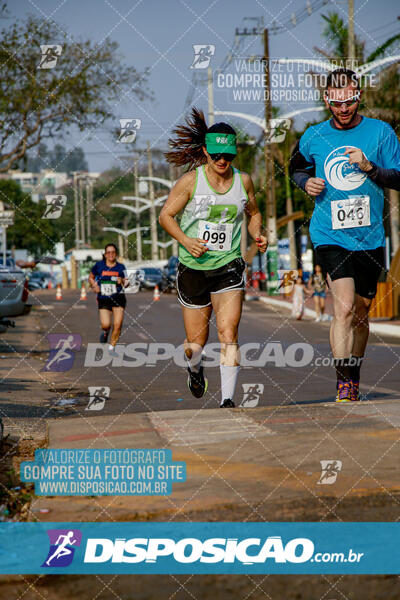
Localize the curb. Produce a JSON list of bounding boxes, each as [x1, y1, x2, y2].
[[249, 294, 400, 339]]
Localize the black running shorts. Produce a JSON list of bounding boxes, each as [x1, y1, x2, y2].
[[97, 294, 127, 310], [314, 245, 385, 299], [177, 257, 245, 308]]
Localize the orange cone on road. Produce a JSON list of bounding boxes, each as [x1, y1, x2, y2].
[[56, 284, 62, 300], [80, 284, 87, 301], [153, 284, 160, 301]]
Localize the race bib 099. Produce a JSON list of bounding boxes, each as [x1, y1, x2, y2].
[[197, 220, 233, 251]]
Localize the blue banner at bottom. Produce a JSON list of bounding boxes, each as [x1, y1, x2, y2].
[[0, 522, 398, 574]]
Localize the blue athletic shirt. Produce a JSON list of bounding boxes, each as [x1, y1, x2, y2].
[[90, 260, 126, 300], [299, 116, 400, 250]]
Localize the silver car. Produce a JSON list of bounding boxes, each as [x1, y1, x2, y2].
[[0, 260, 31, 332]]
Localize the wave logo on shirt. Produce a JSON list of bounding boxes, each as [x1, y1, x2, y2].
[[324, 146, 368, 191]]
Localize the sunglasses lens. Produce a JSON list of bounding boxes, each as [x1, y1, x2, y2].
[[210, 153, 235, 162], [329, 95, 359, 108]]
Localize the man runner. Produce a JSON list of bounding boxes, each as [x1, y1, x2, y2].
[[290, 68, 400, 402]]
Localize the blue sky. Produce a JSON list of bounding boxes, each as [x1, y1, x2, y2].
[[10, 0, 400, 171]]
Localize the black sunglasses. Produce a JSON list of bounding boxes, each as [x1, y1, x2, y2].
[[209, 153, 236, 162]]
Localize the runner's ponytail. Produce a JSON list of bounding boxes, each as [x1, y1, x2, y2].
[[165, 107, 208, 170], [165, 107, 236, 171]]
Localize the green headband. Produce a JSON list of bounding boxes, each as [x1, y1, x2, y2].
[[205, 132, 237, 155]]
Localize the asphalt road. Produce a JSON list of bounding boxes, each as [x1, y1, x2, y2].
[[27, 288, 400, 418]]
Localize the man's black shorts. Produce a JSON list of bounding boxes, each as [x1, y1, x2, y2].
[[97, 294, 127, 310], [176, 257, 245, 308], [314, 245, 385, 299]]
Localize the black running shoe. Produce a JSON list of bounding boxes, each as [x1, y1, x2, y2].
[[100, 330, 109, 343], [220, 399, 235, 408], [187, 366, 208, 398]]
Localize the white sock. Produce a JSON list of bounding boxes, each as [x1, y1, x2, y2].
[[108, 344, 114, 351], [220, 365, 239, 405], [185, 346, 203, 373]]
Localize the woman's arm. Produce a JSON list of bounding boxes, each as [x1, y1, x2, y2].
[[159, 171, 208, 258], [241, 172, 268, 253], [88, 270, 100, 294]]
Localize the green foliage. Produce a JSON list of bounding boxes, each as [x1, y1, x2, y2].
[[0, 15, 152, 172], [0, 179, 56, 256]]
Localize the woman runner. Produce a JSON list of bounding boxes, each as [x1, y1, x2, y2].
[[159, 108, 267, 407], [308, 264, 327, 322], [88, 243, 128, 356]]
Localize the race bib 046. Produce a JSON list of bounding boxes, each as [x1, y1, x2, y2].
[[197, 220, 233, 251], [331, 195, 371, 230]]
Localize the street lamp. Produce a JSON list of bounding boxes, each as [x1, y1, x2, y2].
[[103, 226, 149, 259]]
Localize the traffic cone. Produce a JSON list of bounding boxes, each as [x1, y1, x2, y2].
[[56, 284, 62, 300], [80, 284, 87, 301], [153, 284, 160, 301]]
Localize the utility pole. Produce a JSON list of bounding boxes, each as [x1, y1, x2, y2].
[[134, 158, 143, 262], [208, 67, 214, 126], [348, 0, 355, 66], [86, 178, 92, 246], [235, 25, 279, 293], [169, 163, 179, 257], [78, 176, 85, 246], [72, 172, 80, 249], [147, 142, 158, 261], [284, 135, 297, 270], [263, 28, 279, 293]]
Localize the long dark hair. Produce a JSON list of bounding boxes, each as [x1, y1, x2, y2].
[[165, 107, 236, 171]]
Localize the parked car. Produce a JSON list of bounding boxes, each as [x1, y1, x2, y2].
[[164, 256, 178, 282], [28, 271, 58, 290], [139, 267, 165, 290], [0, 263, 31, 332]]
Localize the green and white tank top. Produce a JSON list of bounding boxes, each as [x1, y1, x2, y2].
[[179, 165, 248, 270]]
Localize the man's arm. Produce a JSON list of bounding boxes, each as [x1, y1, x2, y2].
[[289, 140, 315, 191], [289, 140, 325, 197], [344, 147, 400, 191], [367, 163, 400, 191]]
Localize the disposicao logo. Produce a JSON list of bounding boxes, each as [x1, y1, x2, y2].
[[324, 146, 368, 191], [42, 529, 82, 567], [83, 536, 314, 564]]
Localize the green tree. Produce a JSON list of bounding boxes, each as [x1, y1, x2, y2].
[[0, 15, 152, 172]]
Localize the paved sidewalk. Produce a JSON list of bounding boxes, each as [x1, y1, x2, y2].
[[30, 398, 400, 522], [246, 290, 400, 338]]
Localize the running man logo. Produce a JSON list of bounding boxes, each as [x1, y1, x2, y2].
[[278, 269, 298, 293], [208, 204, 237, 224], [117, 119, 142, 143], [42, 195, 67, 219], [240, 383, 264, 408], [86, 386, 110, 411], [42, 334, 82, 372], [317, 460, 343, 485], [124, 269, 145, 294], [190, 44, 215, 69], [38, 45, 63, 69], [324, 146, 368, 191], [267, 119, 291, 144], [191, 195, 216, 219], [42, 529, 82, 568]]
